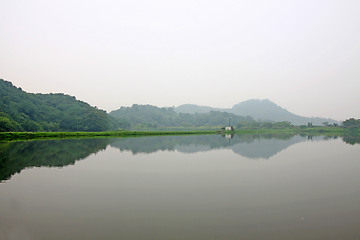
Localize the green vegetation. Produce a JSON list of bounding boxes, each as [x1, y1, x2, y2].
[[1, 125, 359, 141], [234, 120, 360, 135], [0, 130, 219, 141], [0, 79, 126, 132], [109, 104, 253, 129], [232, 127, 354, 137], [342, 118, 360, 128], [236, 120, 294, 129], [1, 79, 358, 136]]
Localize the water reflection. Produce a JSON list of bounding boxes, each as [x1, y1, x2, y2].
[[1, 133, 360, 239], [0, 138, 111, 182], [0, 133, 359, 182], [342, 134, 360, 145], [110, 134, 326, 158]]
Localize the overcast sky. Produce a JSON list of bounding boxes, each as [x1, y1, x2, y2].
[[1, 0, 359, 120]]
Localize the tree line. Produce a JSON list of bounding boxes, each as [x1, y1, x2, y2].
[[1, 79, 359, 132], [342, 118, 360, 128], [109, 104, 254, 129], [0, 79, 126, 132]]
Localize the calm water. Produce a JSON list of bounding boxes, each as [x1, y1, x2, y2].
[[1, 134, 360, 240]]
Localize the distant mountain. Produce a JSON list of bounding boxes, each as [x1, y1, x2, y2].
[[175, 99, 338, 126], [0, 79, 122, 131], [109, 104, 253, 128], [174, 104, 220, 114], [231, 99, 339, 125], [1, 78, 338, 132]]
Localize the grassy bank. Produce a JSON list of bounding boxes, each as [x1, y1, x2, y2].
[[0, 130, 218, 141], [0, 127, 358, 141], [227, 127, 359, 138]]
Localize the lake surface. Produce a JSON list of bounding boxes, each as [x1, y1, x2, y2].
[[1, 134, 360, 240]]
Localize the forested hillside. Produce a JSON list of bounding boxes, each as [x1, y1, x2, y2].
[[109, 104, 253, 128], [0, 79, 123, 132]]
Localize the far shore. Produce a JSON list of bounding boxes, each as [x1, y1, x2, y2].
[[0, 127, 359, 141]]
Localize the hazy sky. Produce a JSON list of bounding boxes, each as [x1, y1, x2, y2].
[[1, 0, 359, 120]]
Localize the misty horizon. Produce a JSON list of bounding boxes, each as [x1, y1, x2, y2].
[[1, 0, 359, 120], [0, 77, 348, 121]]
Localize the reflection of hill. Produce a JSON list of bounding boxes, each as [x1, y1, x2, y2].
[[230, 135, 305, 159], [0, 138, 111, 181], [1, 134, 348, 182], [110, 134, 325, 159]]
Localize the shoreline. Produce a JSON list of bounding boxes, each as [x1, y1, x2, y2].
[[0, 127, 358, 141], [0, 130, 218, 141]]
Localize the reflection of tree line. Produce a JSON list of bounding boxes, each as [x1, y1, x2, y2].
[[0, 138, 110, 181], [1, 134, 359, 181], [110, 135, 228, 154], [342, 134, 360, 145]]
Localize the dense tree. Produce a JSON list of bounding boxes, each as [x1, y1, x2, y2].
[[236, 120, 294, 129], [274, 121, 293, 129], [342, 118, 360, 128], [0, 112, 20, 131], [109, 105, 254, 128], [0, 79, 124, 132]]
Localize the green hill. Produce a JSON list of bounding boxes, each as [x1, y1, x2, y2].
[[109, 104, 253, 128], [0, 79, 123, 132]]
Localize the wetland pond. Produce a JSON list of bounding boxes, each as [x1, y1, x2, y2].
[[1, 134, 360, 239]]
